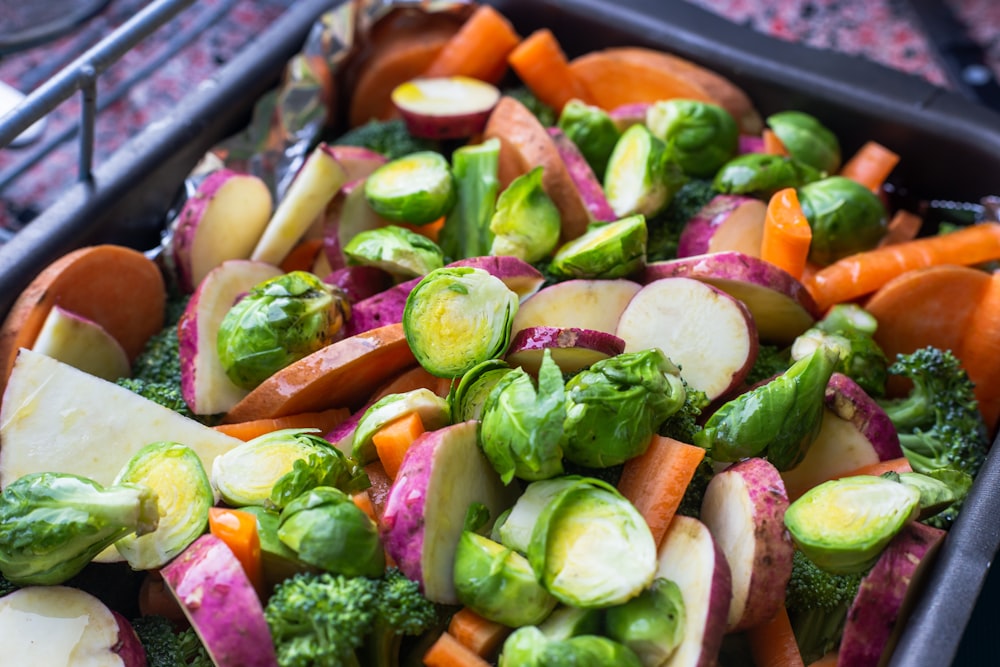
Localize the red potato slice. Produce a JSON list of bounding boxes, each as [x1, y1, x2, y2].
[[31, 306, 130, 381], [655, 515, 732, 667], [0, 586, 146, 666], [608, 102, 650, 132], [677, 195, 767, 259], [161, 534, 278, 667], [700, 457, 794, 632], [324, 265, 395, 304], [449, 255, 545, 301], [171, 169, 274, 293], [320, 144, 389, 182], [643, 251, 820, 345], [547, 126, 617, 222], [178, 260, 283, 415], [615, 277, 758, 400], [322, 178, 393, 271], [391, 76, 501, 139], [838, 522, 946, 667], [505, 326, 626, 375], [381, 420, 519, 604], [512, 278, 642, 337], [738, 134, 765, 154]]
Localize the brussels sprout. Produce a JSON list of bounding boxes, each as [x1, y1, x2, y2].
[[784, 475, 920, 574], [453, 531, 558, 627], [449, 359, 514, 422], [713, 153, 821, 197], [646, 99, 739, 178], [791, 304, 889, 397], [480, 351, 566, 484], [495, 476, 580, 554], [0, 472, 159, 585], [898, 470, 970, 520], [528, 477, 657, 608], [343, 225, 444, 278], [403, 266, 519, 378], [239, 505, 316, 587], [605, 577, 686, 666], [277, 486, 385, 577], [536, 605, 603, 640], [364, 150, 456, 225], [548, 215, 647, 280], [604, 123, 686, 218], [766, 110, 841, 174], [352, 388, 451, 465], [561, 349, 687, 468], [489, 166, 561, 263], [439, 138, 500, 261], [500, 626, 643, 667], [557, 99, 621, 179], [217, 271, 349, 389], [798, 175, 887, 265], [113, 442, 213, 570]]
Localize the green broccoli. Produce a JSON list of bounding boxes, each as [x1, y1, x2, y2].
[[177, 628, 213, 667], [792, 304, 889, 397], [646, 179, 718, 262], [130, 616, 212, 667], [658, 383, 709, 444], [0, 572, 17, 597], [331, 119, 440, 161], [878, 346, 990, 528], [674, 454, 714, 519], [784, 549, 865, 663], [745, 343, 793, 387]]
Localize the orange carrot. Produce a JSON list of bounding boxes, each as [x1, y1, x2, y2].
[[213, 407, 351, 441], [747, 606, 806, 667], [617, 435, 707, 547], [208, 507, 264, 598], [959, 271, 1000, 435], [138, 571, 187, 624], [279, 238, 324, 273], [400, 216, 446, 243], [761, 188, 813, 280], [507, 28, 589, 112], [877, 209, 922, 247], [806, 222, 1000, 311], [422, 5, 521, 84], [836, 456, 913, 479], [352, 490, 377, 523], [423, 632, 492, 667], [448, 607, 512, 659], [840, 140, 900, 192], [806, 652, 839, 667], [372, 411, 425, 480], [762, 128, 789, 156]]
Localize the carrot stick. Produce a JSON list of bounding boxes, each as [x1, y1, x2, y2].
[[400, 215, 446, 244], [372, 411, 425, 480], [279, 238, 324, 273], [423, 632, 492, 667], [352, 490, 377, 523], [448, 607, 512, 659], [208, 507, 264, 599], [835, 456, 913, 479], [762, 128, 789, 156], [806, 222, 1000, 311], [212, 407, 351, 441], [806, 652, 839, 667], [761, 188, 813, 280], [959, 271, 1000, 435], [877, 209, 923, 247], [747, 606, 805, 667], [422, 5, 521, 84], [840, 140, 900, 192], [617, 435, 706, 547], [507, 28, 590, 112]]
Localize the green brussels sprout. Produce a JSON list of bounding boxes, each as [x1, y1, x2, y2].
[[364, 150, 456, 225], [403, 266, 519, 378], [343, 225, 444, 278], [784, 475, 920, 574], [453, 531, 558, 627], [605, 577, 686, 665], [351, 388, 451, 465], [548, 215, 648, 280], [604, 123, 686, 218], [766, 110, 841, 174], [495, 476, 580, 554], [500, 626, 643, 667], [217, 271, 349, 390], [277, 486, 385, 577], [713, 153, 822, 197], [528, 477, 657, 608], [798, 176, 887, 265], [792, 304, 889, 397], [561, 349, 687, 468], [898, 470, 970, 521], [480, 351, 566, 484], [646, 99, 739, 178], [489, 166, 561, 263], [239, 505, 317, 588], [449, 359, 514, 422], [536, 605, 603, 640], [557, 99, 621, 179], [439, 138, 500, 261], [0, 472, 159, 585]]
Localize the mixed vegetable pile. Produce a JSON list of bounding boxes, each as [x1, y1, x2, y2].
[[1, 3, 999, 667]]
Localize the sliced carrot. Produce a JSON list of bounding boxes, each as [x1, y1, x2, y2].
[[877, 209, 923, 248], [138, 571, 187, 624], [212, 407, 351, 441], [279, 238, 324, 273], [617, 435, 707, 547], [835, 456, 913, 479], [422, 5, 521, 84], [761, 188, 813, 280], [762, 128, 789, 156], [352, 490, 377, 523], [399, 215, 446, 244], [448, 607, 512, 659], [806, 652, 839, 667], [372, 411, 425, 480], [747, 606, 806, 667], [507, 28, 589, 113], [840, 140, 900, 192], [805, 222, 1000, 311], [208, 507, 264, 599], [423, 631, 492, 667], [959, 271, 1000, 435], [373, 363, 452, 401]]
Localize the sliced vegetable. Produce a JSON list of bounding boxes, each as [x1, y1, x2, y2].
[[761, 187, 812, 280], [556, 98, 620, 179], [211, 407, 350, 442], [30, 305, 130, 381], [766, 110, 841, 174], [747, 605, 805, 667], [646, 98, 739, 177], [392, 76, 501, 139], [713, 153, 821, 197], [547, 126, 617, 221], [208, 507, 264, 598], [511, 278, 641, 338], [676, 194, 767, 259], [424, 632, 494, 667], [604, 123, 683, 218], [372, 411, 426, 480], [549, 214, 647, 280], [487, 166, 561, 262], [605, 577, 686, 666], [839, 140, 899, 192], [507, 28, 589, 113], [344, 224, 444, 278], [422, 4, 521, 83], [364, 151, 456, 225], [499, 626, 643, 666], [797, 175, 886, 266], [352, 388, 451, 465], [505, 326, 625, 376], [448, 607, 513, 659]]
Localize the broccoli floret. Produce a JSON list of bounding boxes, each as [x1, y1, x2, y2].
[[178, 627, 213, 667], [130, 616, 211, 667], [116, 377, 196, 419], [361, 568, 440, 666], [674, 454, 715, 519], [784, 550, 865, 663], [878, 346, 990, 529], [332, 119, 440, 161], [745, 343, 793, 387], [658, 384, 709, 445], [0, 572, 17, 597], [646, 179, 718, 262], [504, 86, 556, 127]]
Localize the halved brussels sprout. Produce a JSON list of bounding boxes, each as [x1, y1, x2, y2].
[[364, 150, 456, 225], [239, 505, 316, 588], [898, 470, 969, 521], [217, 271, 349, 390], [343, 225, 444, 278], [403, 266, 519, 378], [605, 577, 686, 666], [352, 388, 452, 465], [766, 110, 841, 174], [791, 304, 889, 397], [604, 123, 685, 218], [713, 153, 821, 197], [646, 99, 739, 178], [548, 215, 647, 280], [489, 166, 561, 263], [557, 99, 621, 179], [449, 358, 514, 422], [798, 175, 887, 265], [500, 626, 643, 667], [495, 476, 581, 554], [536, 605, 603, 641], [784, 475, 920, 574]]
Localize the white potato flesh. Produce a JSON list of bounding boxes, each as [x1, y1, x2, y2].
[[512, 279, 641, 337], [31, 306, 130, 381]]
